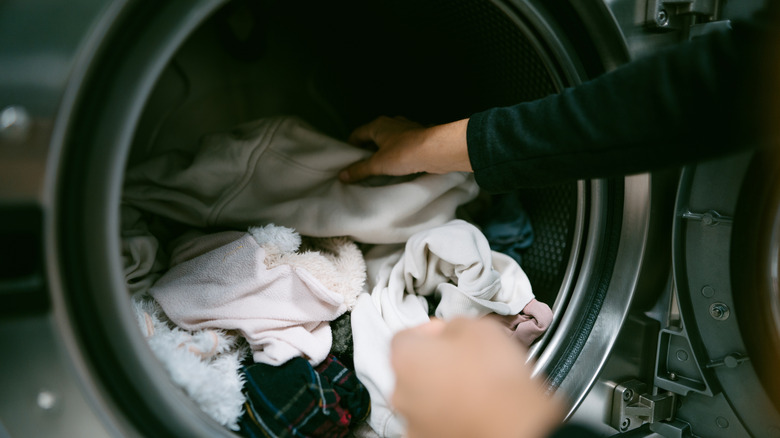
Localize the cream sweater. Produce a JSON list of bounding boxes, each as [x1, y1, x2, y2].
[[123, 116, 479, 244]]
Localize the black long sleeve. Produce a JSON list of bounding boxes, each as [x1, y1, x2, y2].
[[467, 4, 779, 192]]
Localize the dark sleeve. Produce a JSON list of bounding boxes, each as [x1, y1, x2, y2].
[[467, 5, 779, 192]]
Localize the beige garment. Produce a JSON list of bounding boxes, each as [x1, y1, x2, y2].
[[123, 116, 479, 244]]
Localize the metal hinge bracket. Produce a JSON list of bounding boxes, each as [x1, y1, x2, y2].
[[646, 0, 722, 30], [611, 380, 677, 433]]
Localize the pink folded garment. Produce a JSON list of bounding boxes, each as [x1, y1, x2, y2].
[[149, 227, 365, 366], [484, 298, 553, 347]]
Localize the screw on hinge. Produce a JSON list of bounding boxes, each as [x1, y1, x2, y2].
[[709, 302, 730, 320], [656, 9, 670, 26]]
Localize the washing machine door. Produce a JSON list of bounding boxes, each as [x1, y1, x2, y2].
[[0, 0, 774, 437]]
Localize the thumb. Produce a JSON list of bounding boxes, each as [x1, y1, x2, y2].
[[339, 159, 374, 183]]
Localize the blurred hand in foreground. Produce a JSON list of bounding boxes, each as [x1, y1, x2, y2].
[[390, 317, 564, 438]]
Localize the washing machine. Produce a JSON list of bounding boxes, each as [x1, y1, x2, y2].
[[0, 0, 777, 437]]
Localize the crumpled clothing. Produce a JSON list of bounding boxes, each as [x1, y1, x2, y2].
[[484, 298, 553, 347], [351, 219, 542, 437], [122, 205, 248, 430], [479, 193, 534, 265], [123, 116, 479, 244], [132, 293, 248, 430], [149, 229, 362, 366], [121, 206, 167, 295], [239, 354, 371, 438]]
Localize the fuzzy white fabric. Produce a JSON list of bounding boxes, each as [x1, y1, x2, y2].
[[122, 116, 479, 244], [132, 292, 248, 431], [150, 225, 366, 366], [248, 224, 367, 311], [122, 210, 247, 430], [351, 220, 537, 437]]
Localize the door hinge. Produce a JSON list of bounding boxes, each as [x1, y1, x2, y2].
[[646, 0, 722, 30], [611, 380, 677, 433]]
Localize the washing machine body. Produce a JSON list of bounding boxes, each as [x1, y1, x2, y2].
[[0, 0, 777, 437]]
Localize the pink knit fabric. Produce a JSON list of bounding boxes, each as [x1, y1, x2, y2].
[[150, 231, 347, 366], [484, 299, 553, 347]]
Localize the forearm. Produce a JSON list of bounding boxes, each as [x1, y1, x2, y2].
[[420, 118, 472, 174], [467, 14, 772, 191], [340, 6, 777, 189]]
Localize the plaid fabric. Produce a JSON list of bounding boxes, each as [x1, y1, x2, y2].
[[239, 354, 371, 438]]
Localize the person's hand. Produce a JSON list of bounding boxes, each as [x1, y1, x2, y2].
[[390, 317, 564, 438], [338, 116, 472, 183]]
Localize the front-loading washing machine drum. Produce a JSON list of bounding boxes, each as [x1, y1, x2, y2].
[[127, 0, 581, 303], [54, 0, 651, 436]]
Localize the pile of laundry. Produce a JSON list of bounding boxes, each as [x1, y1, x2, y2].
[[120, 116, 550, 437]]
